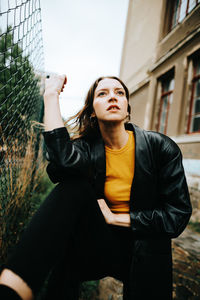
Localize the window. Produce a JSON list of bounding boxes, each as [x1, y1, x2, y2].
[[157, 74, 174, 135], [170, 0, 200, 30], [187, 57, 200, 133]]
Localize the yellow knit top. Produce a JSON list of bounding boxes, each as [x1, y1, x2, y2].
[[104, 130, 135, 213]]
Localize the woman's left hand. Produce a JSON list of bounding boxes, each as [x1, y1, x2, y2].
[[97, 199, 115, 225]]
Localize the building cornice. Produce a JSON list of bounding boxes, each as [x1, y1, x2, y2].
[[149, 27, 200, 72], [129, 77, 150, 95], [171, 134, 200, 144]]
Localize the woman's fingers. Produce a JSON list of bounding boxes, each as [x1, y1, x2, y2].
[[60, 75, 67, 92], [63, 75, 67, 85], [44, 74, 67, 96]]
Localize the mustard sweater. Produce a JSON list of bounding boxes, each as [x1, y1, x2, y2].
[[104, 130, 135, 213]]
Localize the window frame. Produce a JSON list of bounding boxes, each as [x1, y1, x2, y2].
[[187, 57, 200, 133], [169, 0, 200, 31], [157, 73, 175, 135]]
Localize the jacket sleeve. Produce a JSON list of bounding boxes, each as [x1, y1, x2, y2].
[[130, 138, 192, 238], [42, 127, 90, 183]]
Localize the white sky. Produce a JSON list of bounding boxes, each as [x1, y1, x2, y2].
[[40, 0, 129, 119]]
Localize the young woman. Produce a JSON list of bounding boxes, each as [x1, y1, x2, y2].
[[0, 75, 192, 300]]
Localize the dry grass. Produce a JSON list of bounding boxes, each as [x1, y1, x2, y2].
[[0, 123, 46, 261], [4, 128, 44, 204]]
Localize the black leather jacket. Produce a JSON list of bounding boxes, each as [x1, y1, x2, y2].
[[43, 122, 192, 299]]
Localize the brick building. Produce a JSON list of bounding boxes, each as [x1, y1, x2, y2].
[[120, 0, 200, 176]]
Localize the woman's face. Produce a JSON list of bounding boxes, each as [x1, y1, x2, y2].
[[92, 78, 128, 124]]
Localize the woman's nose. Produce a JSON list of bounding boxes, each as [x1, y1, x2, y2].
[[108, 92, 117, 101]]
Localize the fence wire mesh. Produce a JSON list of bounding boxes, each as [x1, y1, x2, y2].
[[0, 0, 44, 264]]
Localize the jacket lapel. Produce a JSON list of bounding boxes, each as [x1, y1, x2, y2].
[[91, 136, 106, 199], [127, 123, 156, 211]]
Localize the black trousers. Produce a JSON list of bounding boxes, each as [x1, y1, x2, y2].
[[5, 176, 134, 299]]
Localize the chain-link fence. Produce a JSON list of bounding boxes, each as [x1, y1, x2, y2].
[[0, 0, 44, 264]]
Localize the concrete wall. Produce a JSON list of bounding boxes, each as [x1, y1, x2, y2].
[[129, 83, 149, 127], [179, 143, 200, 159], [120, 0, 165, 90]]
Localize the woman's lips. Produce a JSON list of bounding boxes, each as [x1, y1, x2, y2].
[[107, 105, 120, 111]]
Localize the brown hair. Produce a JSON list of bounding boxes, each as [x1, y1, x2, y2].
[[65, 76, 131, 140]]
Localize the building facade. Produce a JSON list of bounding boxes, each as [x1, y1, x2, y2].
[[120, 0, 200, 175]]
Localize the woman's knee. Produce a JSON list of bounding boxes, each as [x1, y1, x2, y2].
[[0, 269, 33, 300]]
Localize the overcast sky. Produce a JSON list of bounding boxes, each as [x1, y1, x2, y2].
[[40, 0, 129, 119]]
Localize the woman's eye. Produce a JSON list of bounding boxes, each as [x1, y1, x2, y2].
[[117, 90, 124, 95], [98, 92, 106, 96]]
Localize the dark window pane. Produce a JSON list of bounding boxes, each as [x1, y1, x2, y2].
[[158, 73, 174, 134], [162, 77, 174, 92], [162, 81, 169, 92], [159, 95, 169, 133], [162, 95, 168, 113], [172, 0, 180, 28], [192, 116, 200, 132], [196, 60, 200, 75], [195, 79, 200, 98], [195, 99, 200, 113]]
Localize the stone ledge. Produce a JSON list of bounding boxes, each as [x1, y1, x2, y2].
[[91, 228, 200, 300], [172, 228, 200, 299]]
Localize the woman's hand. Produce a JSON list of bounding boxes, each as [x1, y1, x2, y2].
[[97, 199, 115, 225], [44, 74, 67, 98], [97, 199, 131, 227]]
